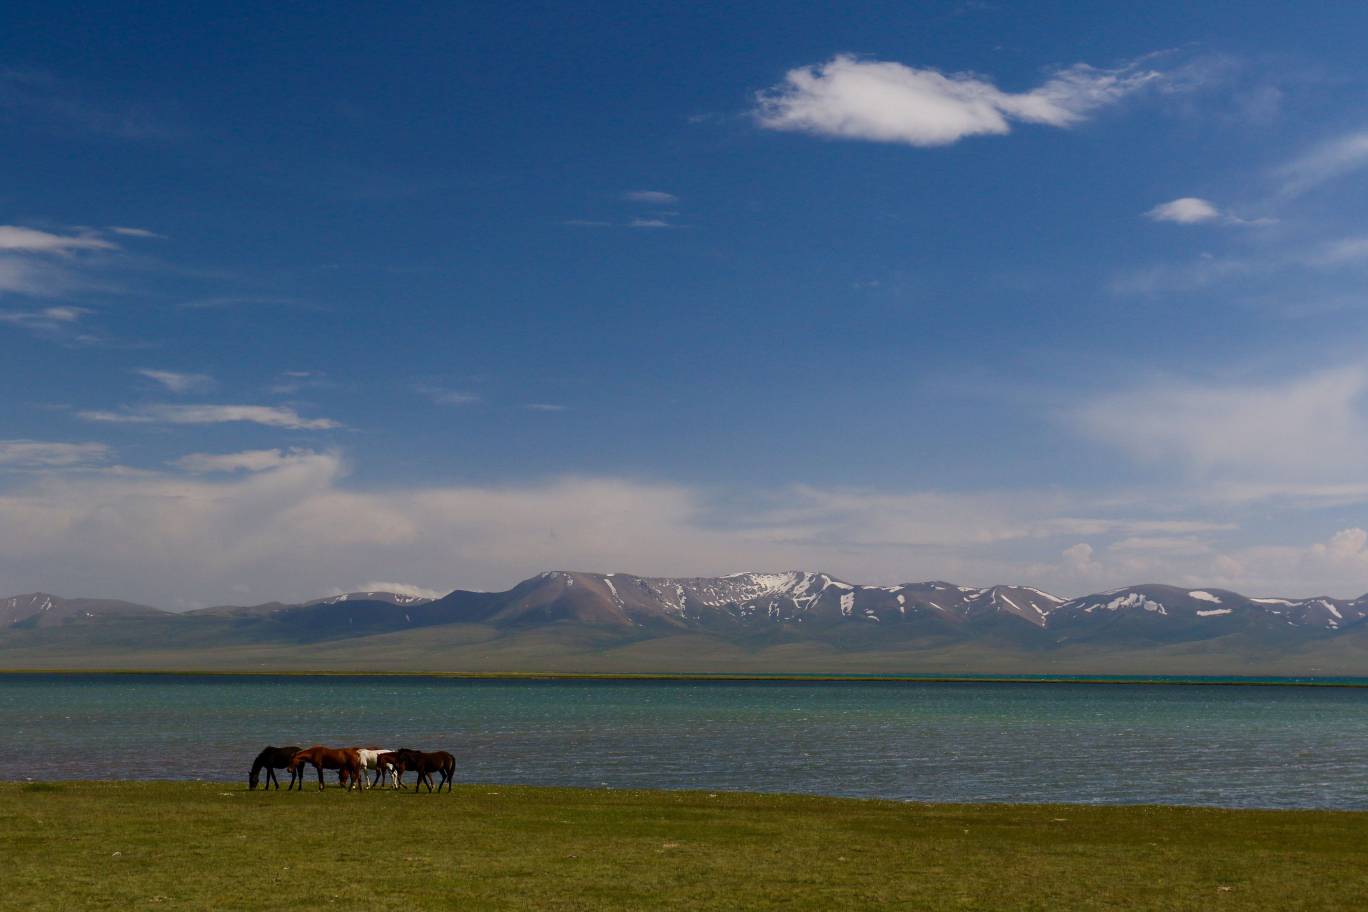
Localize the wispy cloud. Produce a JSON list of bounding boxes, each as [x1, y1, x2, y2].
[[79, 403, 341, 430], [1275, 130, 1368, 197], [1077, 367, 1368, 486], [172, 448, 315, 473], [623, 190, 678, 204], [0, 68, 180, 141], [0, 439, 110, 468], [628, 218, 674, 229], [135, 368, 215, 394], [178, 295, 300, 310], [107, 226, 165, 239], [754, 54, 1163, 147], [417, 384, 481, 406], [525, 403, 567, 412], [0, 305, 98, 343], [268, 370, 332, 395], [0, 225, 117, 255]]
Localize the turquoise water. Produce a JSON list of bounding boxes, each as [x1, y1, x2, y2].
[[2, 674, 1367, 809]]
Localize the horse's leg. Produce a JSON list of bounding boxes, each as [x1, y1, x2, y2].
[[316, 763, 325, 791]]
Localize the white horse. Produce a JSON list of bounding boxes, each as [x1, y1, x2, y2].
[[354, 747, 398, 789]]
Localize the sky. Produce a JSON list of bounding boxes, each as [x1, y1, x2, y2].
[[4, 1, 1368, 607]]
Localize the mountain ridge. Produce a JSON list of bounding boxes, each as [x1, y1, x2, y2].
[[4, 571, 1366, 640]]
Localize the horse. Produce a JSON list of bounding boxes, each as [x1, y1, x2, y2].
[[288, 746, 363, 792], [374, 751, 403, 789], [394, 748, 456, 793], [354, 747, 397, 789], [249, 745, 303, 790]]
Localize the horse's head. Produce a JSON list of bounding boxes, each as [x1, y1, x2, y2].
[[248, 769, 259, 789]]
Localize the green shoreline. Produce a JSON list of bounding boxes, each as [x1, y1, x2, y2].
[[4, 667, 1368, 686]]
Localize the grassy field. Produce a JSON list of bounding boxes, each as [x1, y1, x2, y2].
[[1, 782, 1365, 911]]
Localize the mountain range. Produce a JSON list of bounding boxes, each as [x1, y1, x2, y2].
[[4, 571, 1368, 675]]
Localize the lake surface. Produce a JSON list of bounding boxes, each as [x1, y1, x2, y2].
[[3, 674, 1367, 809]]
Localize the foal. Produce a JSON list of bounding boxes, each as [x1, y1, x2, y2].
[[248, 745, 302, 790]]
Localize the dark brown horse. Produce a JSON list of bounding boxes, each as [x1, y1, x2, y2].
[[288, 746, 363, 792], [394, 748, 455, 792], [249, 745, 303, 790]]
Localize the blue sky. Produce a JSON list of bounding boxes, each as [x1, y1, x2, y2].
[[4, 1, 1368, 606]]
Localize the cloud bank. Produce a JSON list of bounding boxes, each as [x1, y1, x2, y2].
[[2, 444, 1367, 609]]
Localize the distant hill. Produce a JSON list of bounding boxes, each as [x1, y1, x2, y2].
[[0, 593, 167, 629], [2, 572, 1367, 674]]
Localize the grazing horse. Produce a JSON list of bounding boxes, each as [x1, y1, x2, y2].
[[249, 745, 303, 790], [288, 746, 363, 792], [394, 748, 456, 793]]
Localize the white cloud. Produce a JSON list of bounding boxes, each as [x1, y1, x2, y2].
[[1143, 197, 1274, 227], [754, 54, 1162, 147], [623, 190, 678, 204], [1060, 542, 1100, 578], [1313, 235, 1368, 265], [525, 403, 567, 412], [628, 218, 674, 229], [1275, 130, 1368, 197], [348, 581, 447, 600], [0, 304, 96, 342], [0, 440, 110, 468], [172, 449, 313, 473], [1077, 367, 1368, 486], [4, 449, 1368, 604], [0, 225, 116, 254], [79, 403, 340, 430], [135, 368, 215, 394], [106, 226, 164, 238], [416, 384, 480, 406], [1145, 197, 1221, 224]]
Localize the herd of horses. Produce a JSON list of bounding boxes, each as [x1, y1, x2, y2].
[[248, 745, 456, 793]]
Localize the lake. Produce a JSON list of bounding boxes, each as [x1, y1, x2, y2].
[[2, 673, 1366, 809]]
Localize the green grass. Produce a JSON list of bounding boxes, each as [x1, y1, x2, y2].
[[1, 783, 1365, 911]]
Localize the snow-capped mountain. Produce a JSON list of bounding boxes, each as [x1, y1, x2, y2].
[[3, 574, 1366, 646], [417, 572, 1368, 638]]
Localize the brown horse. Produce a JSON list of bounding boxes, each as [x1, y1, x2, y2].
[[393, 748, 456, 792], [288, 746, 363, 792]]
